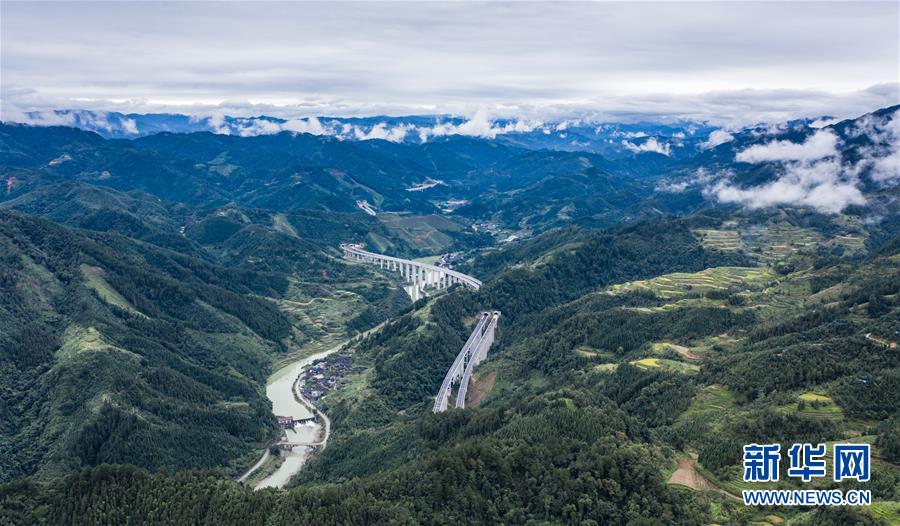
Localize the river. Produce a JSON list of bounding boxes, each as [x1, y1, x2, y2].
[[253, 343, 341, 489]]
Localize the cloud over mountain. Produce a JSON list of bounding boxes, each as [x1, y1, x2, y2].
[[735, 130, 839, 163], [705, 110, 899, 214], [708, 159, 866, 214], [621, 137, 671, 156], [700, 129, 734, 150]]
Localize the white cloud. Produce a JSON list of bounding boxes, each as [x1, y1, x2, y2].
[[657, 167, 722, 193], [5, 109, 76, 126], [810, 117, 839, 128], [707, 159, 866, 214], [869, 149, 900, 183], [281, 116, 329, 135], [736, 130, 839, 163], [655, 180, 690, 193], [234, 119, 282, 137], [846, 108, 900, 183], [120, 118, 139, 135], [705, 115, 900, 213], [700, 129, 734, 149], [704, 130, 866, 214], [3, 2, 898, 125], [206, 112, 231, 135], [416, 109, 540, 141], [163, 109, 541, 143], [621, 137, 671, 156], [352, 122, 415, 142]]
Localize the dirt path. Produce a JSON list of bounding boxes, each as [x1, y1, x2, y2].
[[668, 343, 702, 360], [667, 455, 739, 500], [668, 456, 715, 490]]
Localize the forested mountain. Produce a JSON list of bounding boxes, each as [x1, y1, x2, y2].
[[0, 207, 412, 482], [0, 211, 285, 480], [6, 105, 898, 238], [3, 208, 897, 525], [0, 106, 898, 525], [0, 122, 695, 235]]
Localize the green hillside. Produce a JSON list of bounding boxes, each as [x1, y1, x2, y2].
[[0, 210, 408, 482], [1, 108, 899, 525]]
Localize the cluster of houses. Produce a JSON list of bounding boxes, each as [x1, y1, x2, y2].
[[436, 252, 464, 269], [472, 221, 501, 236], [299, 352, 357, 402]]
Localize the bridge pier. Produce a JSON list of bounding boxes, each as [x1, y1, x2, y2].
[[431, 311, 500, 413], [340, 243, 482, 301]]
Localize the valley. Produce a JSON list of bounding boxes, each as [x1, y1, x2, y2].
[[252, 342, 337, 489], [3, 2, 900, 524], [0, 105, 898, 526]]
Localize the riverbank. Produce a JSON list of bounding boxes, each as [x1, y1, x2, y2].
[[251, 343, 343, 489], [240, 322, 385, 489]]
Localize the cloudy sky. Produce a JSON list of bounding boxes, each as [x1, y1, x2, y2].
[[2, 1, 898, 124]]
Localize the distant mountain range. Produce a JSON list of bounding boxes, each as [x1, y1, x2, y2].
[[3, 105, 897, 235], [1, 104, 899, 526], [13, 109, 734, 159]]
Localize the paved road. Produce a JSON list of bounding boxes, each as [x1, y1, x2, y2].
[[237, 448, 271, 483]]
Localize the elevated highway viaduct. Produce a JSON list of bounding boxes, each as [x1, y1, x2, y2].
[[340, 244, 497, 413], [341, 243, 482, 298], [433, 311, 500, 412]]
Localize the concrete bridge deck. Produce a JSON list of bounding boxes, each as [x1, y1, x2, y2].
[[340, 243, 482, 295], [340, 244, 496, 413], [433, 311, 500, 412]]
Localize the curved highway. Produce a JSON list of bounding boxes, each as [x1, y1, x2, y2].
[[434, 311, 500, 412], [455, 311, 500, 408], [341, 243, 482, 291]]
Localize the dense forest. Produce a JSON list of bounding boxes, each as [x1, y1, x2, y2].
[[2, 210, 897, 524], [1, 110, 899, 525], [290, 211, 899, 524], [0, 210, 410, 482]]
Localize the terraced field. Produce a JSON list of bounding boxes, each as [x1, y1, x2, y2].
[[651, 341, 702, 360], [630, 357, 699, 374], [677, 384, 737, 423], [694, 218, 868, 263], [275, 283, 379, 364], [870, 501, 900, 525], [742, 224, 822, 261], [379, 214, 463, 252], [776, 392, 844, 421], [608, 266, 776, 300], [686, 334, 742, 356], [692, 228, 743, 252]]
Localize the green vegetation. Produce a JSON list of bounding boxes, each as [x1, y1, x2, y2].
[[2, 208, 897, 524], [0, 212, 286, 481], [631, 357, 700, 374], [379, 213, 489, 253], [2, 115, 899, 524], [291, 213, 899, 525], [0, 209, 410, 482]]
